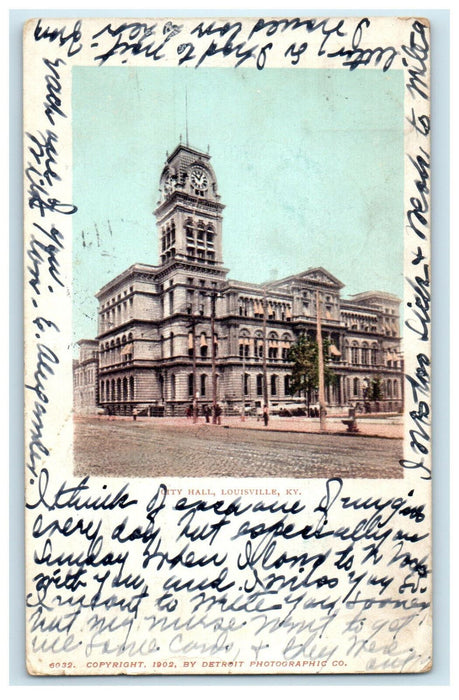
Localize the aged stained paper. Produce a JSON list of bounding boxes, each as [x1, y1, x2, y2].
[[24, 16, 432, 675]]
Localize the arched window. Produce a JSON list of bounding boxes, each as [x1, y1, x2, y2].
[[100, 382, 105, 402], [268, 333, 279, 359], [387, 379, 392, 397], [117, 378, 121, 401], [239, 332, 250, 358], [351, 343, 359, 365], [188, 373, 194, 397], [393, 380, 398, 398], [281, 335, 291, 361], [200, 332, 208, 358], [254, 332, 263, 358], [171, 374, 176, 400], [353, 377, 360, 396], [200, 374, 207, 397], [271, 375, 278, 396], [111, 379, 115, 401], [170, 332, 174, 357], [123, 376, 128, 401], [361, 343, 369, 365], [129, 376, 134, 400]]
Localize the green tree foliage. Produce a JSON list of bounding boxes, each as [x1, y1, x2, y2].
[[287, 334, 335, 408], [368, 376, 383, 401]]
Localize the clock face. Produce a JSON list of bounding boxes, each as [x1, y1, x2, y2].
[[190, 167, 209, 192]]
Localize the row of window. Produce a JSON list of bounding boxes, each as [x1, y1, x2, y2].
[[344, 319, 398, 336], [182, 372, 289, 399], [98, 373, 400, 403], [74, 368, 96, 386], [100, 298, 133, 328], [99, 334, 134, 366], [161, 221, 176, 252], [185, 219, 215, 246], [238, 296, 292, 321], [346, 377, 400, 399], [347, 345, 378, 366], [101, 286, 134, 310], [100, 376, 135, 402], [344, 344, 399, 367], [238, 340, 291, 360]]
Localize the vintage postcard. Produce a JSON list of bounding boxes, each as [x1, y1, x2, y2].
[[24, 16, 432, 675]]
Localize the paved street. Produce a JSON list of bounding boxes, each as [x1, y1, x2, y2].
[[74, 416, 403, 479]]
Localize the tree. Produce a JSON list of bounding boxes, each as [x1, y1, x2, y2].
[[368, 376, 383, 401], [287, 334, 335, 412]]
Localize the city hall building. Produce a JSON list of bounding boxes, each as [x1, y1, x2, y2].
[[73, 142, 403, 416]]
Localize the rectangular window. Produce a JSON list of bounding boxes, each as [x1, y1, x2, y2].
[[257, 375, 263, 396]]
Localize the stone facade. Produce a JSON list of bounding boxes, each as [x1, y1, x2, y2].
[[75, 142, 403, 416], [73, 339, 99, 414]]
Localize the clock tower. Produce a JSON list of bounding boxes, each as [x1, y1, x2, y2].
[[155, 143, 225, 269]]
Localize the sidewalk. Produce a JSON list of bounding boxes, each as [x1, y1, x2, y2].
[[88, 414, 403, 439], [224, 415, 403, 439]]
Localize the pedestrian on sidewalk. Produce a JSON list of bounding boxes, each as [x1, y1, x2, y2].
[[215, 403, 222, 425], [263, 404, 269, 427]]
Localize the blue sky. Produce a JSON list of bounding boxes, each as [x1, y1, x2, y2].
[[72, 65, 404, 341]]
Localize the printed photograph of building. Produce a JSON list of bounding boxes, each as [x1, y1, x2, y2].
[[73, 141, 403, 419]]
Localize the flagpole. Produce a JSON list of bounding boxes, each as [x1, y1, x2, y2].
[[262, 287, 269, 412], [316, 289, 327, 432]]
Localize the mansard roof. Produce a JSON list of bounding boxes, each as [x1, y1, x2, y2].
[[167, 142, 211, 165]]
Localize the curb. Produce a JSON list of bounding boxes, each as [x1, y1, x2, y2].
[[221, 425, 401, 440]]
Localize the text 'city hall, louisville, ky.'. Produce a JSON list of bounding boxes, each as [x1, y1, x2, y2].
[[73, 142, 403, 417]]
